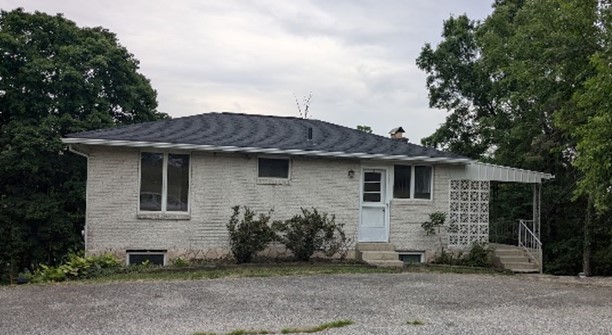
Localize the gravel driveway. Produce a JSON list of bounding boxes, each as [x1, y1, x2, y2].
[[1, 273, 611, 335]]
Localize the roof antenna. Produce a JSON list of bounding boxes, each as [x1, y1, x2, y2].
[[294, 92, 313, 119]]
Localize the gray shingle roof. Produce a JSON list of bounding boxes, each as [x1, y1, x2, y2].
[[65, 112, 468, 161]]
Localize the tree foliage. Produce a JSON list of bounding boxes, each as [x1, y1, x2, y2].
[[570, 3, 612, 211], [356, 125, 373, 134], [0, 9, 166, 283], [418, 0, 612, 275]]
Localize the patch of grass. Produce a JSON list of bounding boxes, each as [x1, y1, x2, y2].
[[406, 319, 425, 326], [193, 330, 269, 335], [76, 263, 400, 284], [226, 330, 270, 335], [193, 320, 353, 335], [403, 263, 513, 275], [281, 319, 354, 334]]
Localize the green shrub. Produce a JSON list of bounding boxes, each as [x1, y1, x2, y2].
[[432, 249, 461, 265], [593, 244, 612, 276], [463, 242, 491, 267], [421, 211, 449, 235], [432, 242, 492, 268], [227, 206, 276, 264], [273, 208, 348, 261], [171, 257, 189, 267], [26, 252, 121, 283], [421, 211, 457, 256]]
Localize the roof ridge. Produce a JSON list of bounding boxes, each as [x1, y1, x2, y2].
[[219, 111, 303, 120]]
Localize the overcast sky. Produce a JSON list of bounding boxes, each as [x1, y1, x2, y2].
[[5, 1, 494, 142]]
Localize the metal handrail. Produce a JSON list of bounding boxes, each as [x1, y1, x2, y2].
[[518, 219, 542, 273]]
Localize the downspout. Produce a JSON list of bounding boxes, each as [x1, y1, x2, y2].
[[68, 144, 90, 253], [68, 144, 89, 159]]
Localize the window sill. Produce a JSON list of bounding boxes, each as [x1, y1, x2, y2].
[[391, 198, 433, 206], [257, 177, 290, 185], [137, 212, 191, 220]]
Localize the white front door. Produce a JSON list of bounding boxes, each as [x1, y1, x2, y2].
[[359, 169, 389, 242]]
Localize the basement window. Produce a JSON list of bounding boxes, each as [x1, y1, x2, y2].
[[126, 250, 166, 266], [398, 252, 424, 264]]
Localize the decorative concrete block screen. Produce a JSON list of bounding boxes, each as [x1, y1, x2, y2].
[[448, 180, 490, 247]]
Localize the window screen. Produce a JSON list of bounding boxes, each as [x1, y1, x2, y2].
[[140, 152, 163, 211], [414, 166, 432, 199], [167, 154, 189, 211], [258, 158, 289, 178], [393, 165, 411, 198]]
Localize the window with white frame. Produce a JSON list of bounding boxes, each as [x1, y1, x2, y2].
[[140, 152, 190, 212], [393, 165, 433, 199], [258, 157, 290, 179]]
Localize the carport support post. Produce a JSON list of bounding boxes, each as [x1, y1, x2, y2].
[[533, 183, 542, 273]]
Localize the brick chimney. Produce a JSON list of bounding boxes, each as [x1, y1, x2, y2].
[[389, 127, 408, 142]]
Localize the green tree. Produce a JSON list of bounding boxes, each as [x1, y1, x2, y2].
[[417, 0, 612, 275], [416, 15, 495, 159], [563, 3, 612, 275], [356, 125, 372, 133], [0, 9, 166, 283], [569, 3, 612, 212]]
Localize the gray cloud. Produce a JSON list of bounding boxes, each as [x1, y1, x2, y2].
[[5, 0, 493, 142]]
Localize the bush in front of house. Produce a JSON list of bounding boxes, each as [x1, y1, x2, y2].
[[432, 242, 493, 268], [273, 208, 348, 261], [463, 241, 492, 267], [227, 206, 276, 264], [25, 252, 121, 283]]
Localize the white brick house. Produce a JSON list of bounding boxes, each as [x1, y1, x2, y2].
[[63, 112, 553, 269]]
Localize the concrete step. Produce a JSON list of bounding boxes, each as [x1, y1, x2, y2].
[[503, 262, 539, 271], [366, 260, 404, 268], [497, 256, 534, 264], [361, 251, 400, 261], [490, 243, 522, 250], [356, 242, 396, 252], [492, 244, 541, 273], [494, 249, 526, 257]]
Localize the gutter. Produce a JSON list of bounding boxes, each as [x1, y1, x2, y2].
[[61, 137, 473, 164]]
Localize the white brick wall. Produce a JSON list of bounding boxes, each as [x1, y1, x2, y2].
[[389, 166, 452, 260], [85, 147, 455, 261], [86, 147, 361, 259]]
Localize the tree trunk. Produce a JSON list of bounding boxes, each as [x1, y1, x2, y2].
[[583, 195, 594, 277]]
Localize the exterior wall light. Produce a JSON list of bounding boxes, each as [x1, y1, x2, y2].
[[348, 169, 355, 178]]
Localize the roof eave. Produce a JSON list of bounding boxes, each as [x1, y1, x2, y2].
[[61, 137, 472, 164]]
